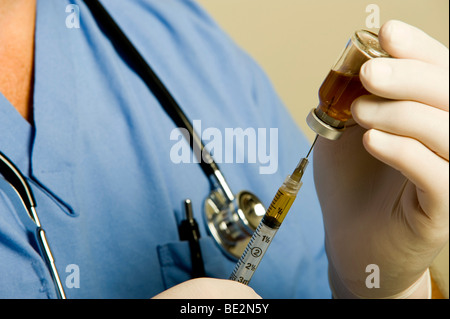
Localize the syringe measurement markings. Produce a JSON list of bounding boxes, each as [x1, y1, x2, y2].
[[232, 193, 295, 282], [233, 223, 263, 270], [267, 190, 294, 221], [230, 157, 310, 285], [229, 221, 277, 284], [268, 192, 281, 211], [267, 191, 283, 212]]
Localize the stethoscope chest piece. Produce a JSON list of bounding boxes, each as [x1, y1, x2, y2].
[[204, 189, 266, 260]]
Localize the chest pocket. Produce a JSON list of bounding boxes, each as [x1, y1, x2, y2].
[[157, 236, 235, 290]]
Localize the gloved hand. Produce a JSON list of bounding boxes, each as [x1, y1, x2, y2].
[[152, 278, 262, 299], [313, 20, 449, 298]]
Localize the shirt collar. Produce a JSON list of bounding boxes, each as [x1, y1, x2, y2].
[[29, 0, 80, 215]]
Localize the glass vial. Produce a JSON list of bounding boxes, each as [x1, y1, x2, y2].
[[306, 30, 390, 140]]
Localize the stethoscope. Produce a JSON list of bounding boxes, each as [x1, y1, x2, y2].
[[0, 0, 265, 299]]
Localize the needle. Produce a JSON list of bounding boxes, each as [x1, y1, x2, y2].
[[290, 134, 318, 182], [306, 134, 318, 159]]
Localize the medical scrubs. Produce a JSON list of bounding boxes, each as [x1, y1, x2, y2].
[[0, 0, 330, 298]]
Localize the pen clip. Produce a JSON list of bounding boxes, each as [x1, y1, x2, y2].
[[178, 199, 205, 278]]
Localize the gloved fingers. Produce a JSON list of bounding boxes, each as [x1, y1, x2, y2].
[[360, 58, 449, 111], [352, 95, 449, 161], [379, 20, 449, 68], [362, 129, 449, 215]]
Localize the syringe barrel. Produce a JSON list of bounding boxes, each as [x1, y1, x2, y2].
[[229, 178, 302, 285], [306, 30, 390, 140], [263, 177, 301, 228], [229, 219, 277, 285]]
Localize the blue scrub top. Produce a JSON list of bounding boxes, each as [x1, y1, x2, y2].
[[0, 0, 330, 298]]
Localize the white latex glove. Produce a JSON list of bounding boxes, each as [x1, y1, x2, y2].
[[314, 20, 449, 298], [152, 278, 262, 299]]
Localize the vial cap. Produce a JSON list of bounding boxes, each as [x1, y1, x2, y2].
[[306, 108, 344, 140]]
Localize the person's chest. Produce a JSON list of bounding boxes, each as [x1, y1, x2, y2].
[[0, 0, 36, 123]]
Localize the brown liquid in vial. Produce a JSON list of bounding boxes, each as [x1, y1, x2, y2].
[[317, 69, 369, 125]]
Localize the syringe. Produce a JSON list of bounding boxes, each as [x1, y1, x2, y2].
[[229, 136, 318, 285]]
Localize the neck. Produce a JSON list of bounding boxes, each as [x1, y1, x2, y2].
[[0, 0, 37, 123]]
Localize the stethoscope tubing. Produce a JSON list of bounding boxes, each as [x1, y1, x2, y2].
[[0, 151, 66, 299], [0, 0, 240, 298], [83, 0, 219, 179]]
